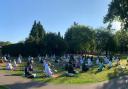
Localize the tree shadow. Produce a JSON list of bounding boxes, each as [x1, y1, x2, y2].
[[96, 66, 128, 89], [6, 81, 48, 89]]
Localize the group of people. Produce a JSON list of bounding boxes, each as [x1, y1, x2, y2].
[[0, 54, 121, 78], [62, 54, 121, 76], [2, 54, 22, 70]]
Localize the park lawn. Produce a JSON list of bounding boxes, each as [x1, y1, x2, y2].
[[1, 58, 128, 84], [0, 86, 8, 89], [33, 59, 128, 84]]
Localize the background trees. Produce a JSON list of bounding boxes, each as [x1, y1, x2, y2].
[[114, 30, 128, 53], [95, 28, 116, 55], [43, 32, 67, 56], [104, 0, 128, 30], [2, 21, 67, 57], [25, 21, 46, 43], [1, 20, 128, 57], [64, 24, 95, 53]]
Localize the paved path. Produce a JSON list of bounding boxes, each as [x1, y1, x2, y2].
[[0, 71, 128, 89]]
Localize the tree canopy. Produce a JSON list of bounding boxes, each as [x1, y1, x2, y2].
[[64, 24, 95, 53], [26, 21, 45, 43], [104, 0, 128, 30]]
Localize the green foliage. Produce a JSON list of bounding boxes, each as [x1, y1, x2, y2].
[[114, 30, 128, 52], [0, 41, 11, 46], [2, 21, 67, 56], [26, 21, 45, 43], [95, 28, 116, 54], [104, 0, 128, 30], [64, 24, 95, 53], [2, 21, 128, 56], [44, 32, 68, 56]]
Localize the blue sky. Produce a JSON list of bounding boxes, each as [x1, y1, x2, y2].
[[0, 0, 111, 43]]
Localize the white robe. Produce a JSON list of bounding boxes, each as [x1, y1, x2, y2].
[[44, 63, 53, 76], [108, 61, 112, 67], [38, 56, 42, 62], [87, 58, 92, 66], [13, 60, 17, 67], [17, 57, 22, 64], [96, 58, 99, 65], [80, 58, 83, 64], [104, 57, 109, 64], [4, 57, 7, 61], [6, 63, 13, 70]]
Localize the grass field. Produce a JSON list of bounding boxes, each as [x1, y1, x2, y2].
[[1, 57, 128, 84], [0, 86, 8, 89]]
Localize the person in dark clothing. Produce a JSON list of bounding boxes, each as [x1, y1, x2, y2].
[[82, 62, 89, 72], [67, 61, 76, 74], [24, 62, 35, 78]]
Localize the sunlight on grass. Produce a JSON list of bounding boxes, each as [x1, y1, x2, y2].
[[1, 58, 128, 84]]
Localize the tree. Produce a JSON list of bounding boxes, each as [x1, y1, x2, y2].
[[104, 0, 128, 30], [0, 41, 11, 46], [64, 23, 95, 53], [44, 32, 68, 56], [95, 28, 116, 55], [115, 30, 128, 53], [26, 21, 45, 43]]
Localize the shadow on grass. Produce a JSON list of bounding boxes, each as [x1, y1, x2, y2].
[[96, 66, 128, 89]]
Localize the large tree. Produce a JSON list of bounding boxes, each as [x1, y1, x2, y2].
[[95, 28, 116, 55], [104, 0, 128, 30], [64, 23, 95, 53], [26, 21, 46, 43], [115, 30, 128, 53], [43, 32, 68, 56]]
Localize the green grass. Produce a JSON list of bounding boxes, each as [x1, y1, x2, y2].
[[1, 57, 128, 84], [0, 86, 8, 89]]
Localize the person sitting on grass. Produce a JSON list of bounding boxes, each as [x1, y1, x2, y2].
[[0, 58, 4, 63], [24, 62, 36, 78], [81, 61, 89, 72], [66, 61, 78, 76], [115, 57, 120, 66], [96, 56, 100, 65], [3, 56, 8, 62], [104, 56, 109, 64], [126, 56, 128, 66], [38, 55, 42, 63], [87, 56, 92, 67], [97, 61, 105, 72], [13, 59, 17, 70], [17, 55, 22, 64], [6, 60, 13, 70], [107, 60, 112, 69], [80, 56, 84, 65], [75, 58, 80, 68], [44, 61, 53, 77]]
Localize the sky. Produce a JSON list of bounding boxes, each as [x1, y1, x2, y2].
[[0, 0, 117, 43]]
